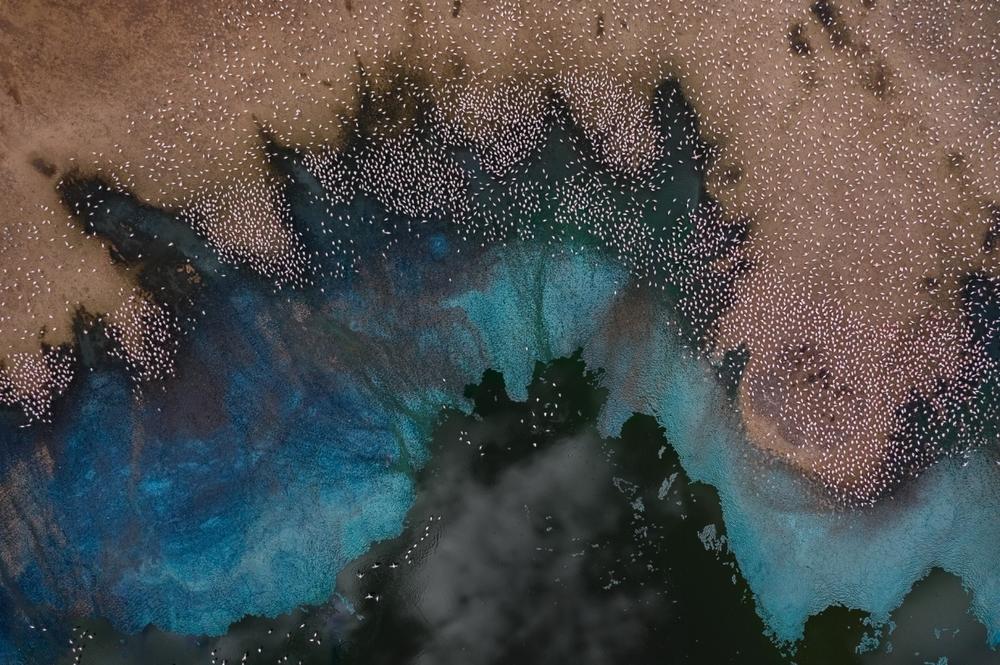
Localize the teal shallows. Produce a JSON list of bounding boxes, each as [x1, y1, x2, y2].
[[445, 246, 628, 401], [415, 242, 1000, 650], [575, 271, 1000, 649]]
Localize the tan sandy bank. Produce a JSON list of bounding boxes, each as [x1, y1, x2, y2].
[[0, 0, 997, 503]]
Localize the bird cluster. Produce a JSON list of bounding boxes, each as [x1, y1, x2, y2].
[[64, 625, 95, 665], [0, 211, 97, 423], [0, 345, 75, 425], [0, 0, 995, 507], [181, 179, 312, 288], [106, 290, 182, 386]]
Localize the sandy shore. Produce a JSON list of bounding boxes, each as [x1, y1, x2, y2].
[[0, 0, 997, 501]]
